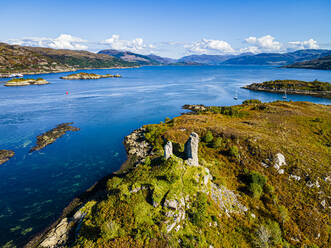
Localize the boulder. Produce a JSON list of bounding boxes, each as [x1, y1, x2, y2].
[[164, 141, 173, 160], [164, 199, 178, 210], [184, 132, 199, 166], [274, 153, 286, 171]]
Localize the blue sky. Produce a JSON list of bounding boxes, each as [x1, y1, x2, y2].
[[0, 0, 330, 58]]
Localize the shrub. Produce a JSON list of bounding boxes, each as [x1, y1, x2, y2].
[[242, 99, 262, 105], [253, 220, 282, 248], [248, 171, 267, 188], [229, 145, 239, 158], [101, 221, 120, 240], [189, 192, 208, 227], [264, 184, 274, 194], [164, 117, 171, 123], [248, 183, 263, 198], [204, 131, 214, 143], [144, 157, 151, 166], [278, 205, 289, 224], [212, 137, 223, 148]]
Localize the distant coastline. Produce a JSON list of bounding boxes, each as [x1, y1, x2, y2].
[[0, 66, 140, 78]]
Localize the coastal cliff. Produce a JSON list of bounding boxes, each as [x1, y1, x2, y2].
[[28, 101, 330, 248]]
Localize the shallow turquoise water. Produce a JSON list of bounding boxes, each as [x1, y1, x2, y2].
[[0, 65, 330, 246]]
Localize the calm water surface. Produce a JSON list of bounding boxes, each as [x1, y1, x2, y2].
[[0, 65, 330, 246]]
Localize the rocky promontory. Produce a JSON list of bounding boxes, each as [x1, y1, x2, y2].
[[30, 122, 80, 152], [60, 72, 121, 80], [242, 79, 331, 99], [4, 78, 49, 87], [0, 150, 15, 165]]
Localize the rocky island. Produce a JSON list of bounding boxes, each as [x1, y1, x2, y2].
[[4, 78, 49, 87], [0, 150, 15, 165], [60, 72, 121, 80], [28, 101, 330, 248], [30, 122, 80, 152], [242, 79, 331, 99]]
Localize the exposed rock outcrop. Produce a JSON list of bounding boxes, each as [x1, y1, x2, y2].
[[274, 153, 286, 174], [164, 141, 173, 160], [30, 122, 80, 152], [182, 104, 207, 113], [39, 208, 86, 248], [0, 149, 15, 165], [184, 132, 199, 166], [123, 128, 153, 165], [39, 218, 70, 248]]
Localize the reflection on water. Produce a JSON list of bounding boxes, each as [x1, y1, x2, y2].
[[0, 65, 330, 246]]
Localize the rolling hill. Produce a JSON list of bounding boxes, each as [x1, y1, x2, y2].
[[285, 54, 331, 70], [98, 49, 165, 65], [0, 43, 136, 75]]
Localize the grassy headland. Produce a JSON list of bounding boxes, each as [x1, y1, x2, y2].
[[30, 100, 330, 248]]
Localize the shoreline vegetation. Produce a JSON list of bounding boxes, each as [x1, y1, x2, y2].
[[4, 78, 49, 87], [26, 100, 330, 248], [60, 72, 121, 80], [243, 79, 331, 99]]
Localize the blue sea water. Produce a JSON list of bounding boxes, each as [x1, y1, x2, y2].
[[0, 65, 330, 246]]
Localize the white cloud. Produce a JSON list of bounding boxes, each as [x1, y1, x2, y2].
[[185, 38, 235, 54], [288, 38, 319, 50], [239, 46, 260, 54], [7, 34, 88, 50], [241, 35, 282, 53], [102, 34, 154, 53]]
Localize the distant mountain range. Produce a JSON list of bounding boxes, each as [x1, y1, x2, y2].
[[223, 49, 331, 65], [176, 54, 237, 65], [98, 49, 176, 65], [99, 48, 331, 68], [1, 42, 330, 74]]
